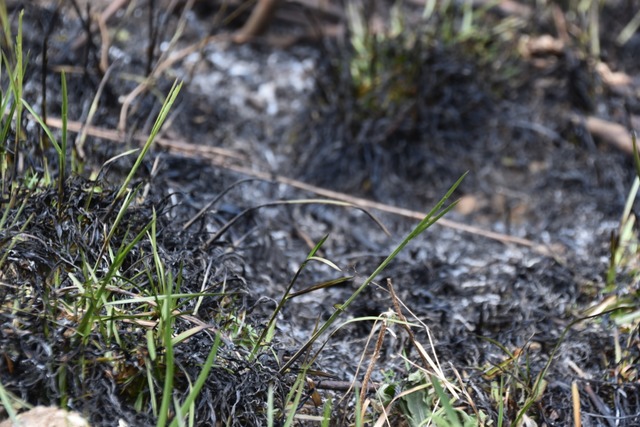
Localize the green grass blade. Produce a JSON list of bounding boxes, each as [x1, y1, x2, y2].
[[115, 80, 182, 202], [8, 11, 24, 181], [354, 385, 363, 427], [0, 1, 11, 49], [431, 375, 463, 427], [169, 334, 221, 427], [631, 132, 640, 180], [59, 70, 68, 201], [279, 172, 466, 374], [320, 396, 332, 427], [21, 99, 61, 153], [76, 218, 154, 341], [96, 186, 138, 267], [283, 372, 307, 427], [0, 380, 19, 425], [158, 269, 175, 426], [250, 234, 330, 358], [616, 8, 640, 46], [145, 360, 158, 416], [14, 10, 23, 130], [267, 385, 275, 427]]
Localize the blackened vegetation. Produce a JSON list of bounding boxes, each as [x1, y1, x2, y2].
[[0, 179, 144, 424], [1, 4, 294, 424], [3, 1, 640, 426], [0, 172, 294, 426], [293, 23, 513, 203]]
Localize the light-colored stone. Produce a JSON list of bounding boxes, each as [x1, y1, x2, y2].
[[0, 406, 89, 427]]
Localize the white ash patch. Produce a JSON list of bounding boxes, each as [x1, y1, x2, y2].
[[185, 42, 317, 119]]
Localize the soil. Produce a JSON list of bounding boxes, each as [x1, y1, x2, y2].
[[2, 0, 640, 426]]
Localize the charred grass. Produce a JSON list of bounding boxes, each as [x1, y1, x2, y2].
[[1, 0, 640, 426]]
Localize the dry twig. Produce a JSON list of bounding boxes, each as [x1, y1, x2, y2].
[[46, 118, 558, 256]]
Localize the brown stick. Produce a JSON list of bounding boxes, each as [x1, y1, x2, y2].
[[45, 117, 557, 256], [233, 0, 281, 43], [571, 114, 633, 155], [46, 117, 246, 162]]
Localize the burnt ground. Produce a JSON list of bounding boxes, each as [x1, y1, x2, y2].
[[1, 0, 640, 426]]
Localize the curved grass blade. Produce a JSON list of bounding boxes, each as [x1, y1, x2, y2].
[[279, 172, 467, 374], [203, 198, 390, 248]]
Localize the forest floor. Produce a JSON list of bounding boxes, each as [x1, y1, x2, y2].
[[1, 0, 640, 426]]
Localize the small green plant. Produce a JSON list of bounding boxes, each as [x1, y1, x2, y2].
[[367, 303, 486, 427], [481, 339, 548, 425], [350, 0, 523, 93], [596, 131, 640, 339], [606, 174, 639, 292], [586, 131, 640, 397], [376, 371, 480, 427]]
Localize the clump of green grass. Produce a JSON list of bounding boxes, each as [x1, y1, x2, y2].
[[293, 0, 527, 193], [0, 7, 228, 425], [345, 0, 523, 114]]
